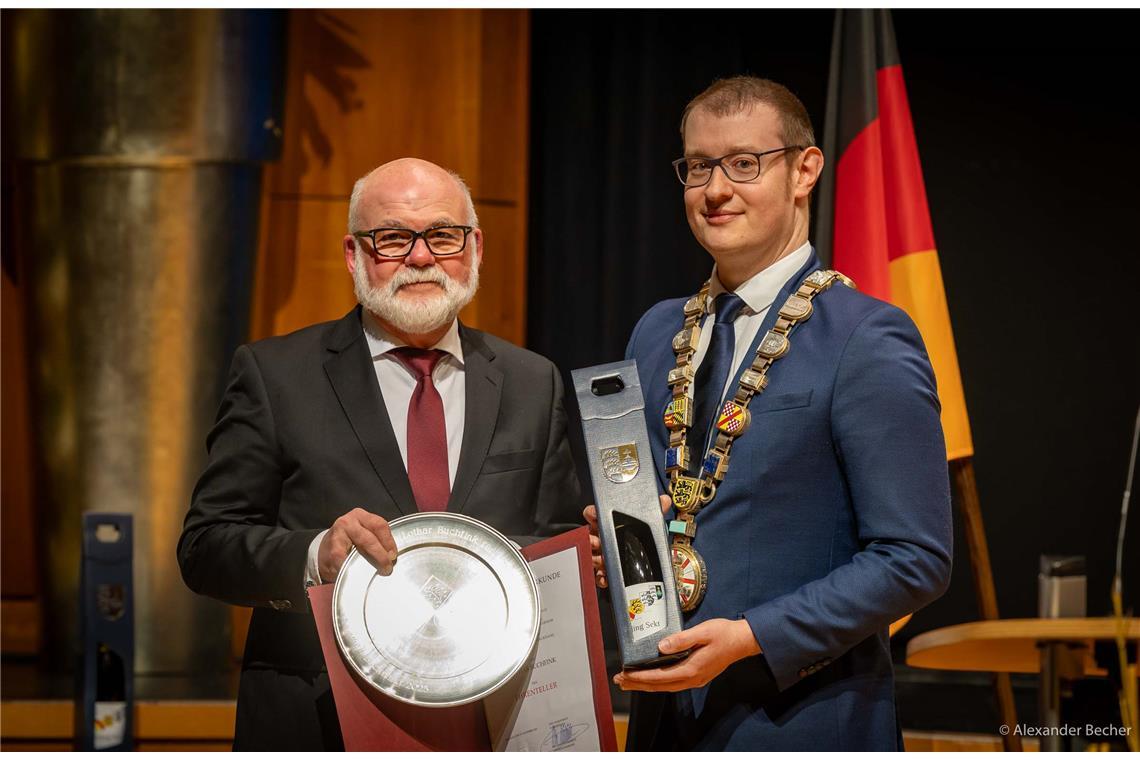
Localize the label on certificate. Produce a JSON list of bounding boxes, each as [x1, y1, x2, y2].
[[504, 547, 600, 752]]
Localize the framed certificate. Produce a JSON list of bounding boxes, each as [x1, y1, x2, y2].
[[493, 527, 619, 751]]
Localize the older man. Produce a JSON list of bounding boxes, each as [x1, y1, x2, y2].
[[179, 158, 582, 750], [588, 76, 952, 750]]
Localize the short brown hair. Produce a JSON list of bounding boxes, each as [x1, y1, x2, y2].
[[680, 76, 816, 151]]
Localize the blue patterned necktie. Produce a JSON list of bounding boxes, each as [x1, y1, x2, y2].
[[691, 293, 746, 462]]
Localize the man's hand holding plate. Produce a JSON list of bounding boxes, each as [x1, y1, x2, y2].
[[318, 507, 399, 582]]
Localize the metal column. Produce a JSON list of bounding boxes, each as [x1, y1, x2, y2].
[[5, 9, 286, 673]]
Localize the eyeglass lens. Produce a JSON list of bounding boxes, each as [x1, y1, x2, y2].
[[678, 153, 763, 186]]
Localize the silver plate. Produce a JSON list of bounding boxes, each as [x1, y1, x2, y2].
[[332, 512, 539, 708]]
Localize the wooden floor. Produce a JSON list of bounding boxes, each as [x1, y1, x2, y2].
[[1, 700, 235, 751], [0, 700, 1038, 751]]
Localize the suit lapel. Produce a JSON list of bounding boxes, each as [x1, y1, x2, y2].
[[647, 342, 680, 493], [727, 250, 823, 393], [322, 307, 417, 516], [447, 325, 503, 514]]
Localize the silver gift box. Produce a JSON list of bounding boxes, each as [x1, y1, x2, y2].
[[572, 360, 685, 669]]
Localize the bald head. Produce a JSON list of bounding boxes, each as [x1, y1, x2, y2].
[[347, 158, 478, 233]]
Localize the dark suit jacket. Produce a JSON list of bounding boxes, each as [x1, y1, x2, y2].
[[177, 307, 582, 749], [624, 251, 952, 751]]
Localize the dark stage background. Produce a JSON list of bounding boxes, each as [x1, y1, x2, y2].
[[529, 9, 1140, 731]]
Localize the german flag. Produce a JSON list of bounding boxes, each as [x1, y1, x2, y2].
[[815, 9, 973, 461]]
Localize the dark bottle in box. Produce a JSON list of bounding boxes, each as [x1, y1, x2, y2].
[[94, 643, 127, 749], [615, 513, 669, 642]]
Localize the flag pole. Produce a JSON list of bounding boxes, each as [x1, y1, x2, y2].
[[952, 457, 1023, 751]]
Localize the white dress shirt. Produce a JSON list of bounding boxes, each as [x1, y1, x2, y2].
[[304, 313, 467, 586], [691, 241, 813, 405]]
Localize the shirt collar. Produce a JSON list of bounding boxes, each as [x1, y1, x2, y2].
[[361, 310, 465, 366], [707, 241, 814, 315]]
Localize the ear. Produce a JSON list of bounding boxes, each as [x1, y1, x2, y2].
[[472, 227, 484, 267], [343, 234, 358, 274], [794, 147, 824, 200]]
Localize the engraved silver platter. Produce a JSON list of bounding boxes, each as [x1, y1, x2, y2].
[[332, 512, 540, 708]]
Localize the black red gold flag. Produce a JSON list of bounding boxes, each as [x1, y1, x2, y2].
[[815, 9, 973, 460]]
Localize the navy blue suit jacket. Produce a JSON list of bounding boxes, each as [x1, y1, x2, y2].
[[624, 251, 952, 751]]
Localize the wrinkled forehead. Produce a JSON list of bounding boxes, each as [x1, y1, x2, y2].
[[358, 171, 467, 227]]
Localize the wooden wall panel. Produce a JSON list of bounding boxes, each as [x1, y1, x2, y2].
[[1, 600, 41, 655], [2, 248, 41, 655], [251, 9, 530, 345], [2, 269, 36, 595], [474, 10, 530, 345], [251, 197, 355, 338], [269, 10, 484, 198], [477, 9, 530, 200], [460, 203, 526, 340]]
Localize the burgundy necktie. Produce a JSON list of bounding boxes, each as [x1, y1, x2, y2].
[[389, 347, 450, 511]]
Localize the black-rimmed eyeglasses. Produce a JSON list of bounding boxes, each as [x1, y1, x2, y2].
[[672, 147, 804, 187], [352, 225, 474, 258]]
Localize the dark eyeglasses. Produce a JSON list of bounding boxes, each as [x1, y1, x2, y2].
[[352, 225, 474, 258], [672, 147, 804, 187]]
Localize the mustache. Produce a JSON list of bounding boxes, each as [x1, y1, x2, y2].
[[387, 266, 451, 291]]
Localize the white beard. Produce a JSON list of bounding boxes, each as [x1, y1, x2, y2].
[[353, 249, 480, 335]]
